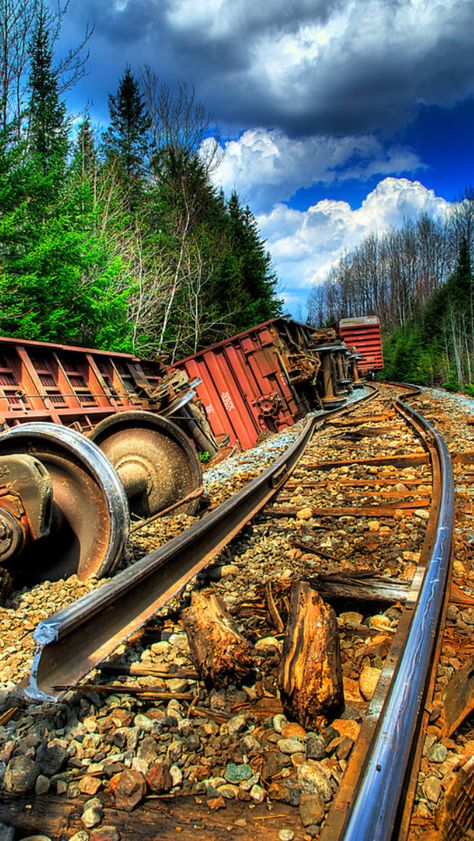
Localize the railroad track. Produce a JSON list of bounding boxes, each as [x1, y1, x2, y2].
[[0, 383, 473, 841]]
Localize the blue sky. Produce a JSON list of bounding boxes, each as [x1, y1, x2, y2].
[[61, 0, 474, 316]]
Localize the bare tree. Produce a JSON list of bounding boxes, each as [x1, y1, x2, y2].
[[0, 0, 36, 130], [142, 66, 220, 169], [0, 0, 92, 134]]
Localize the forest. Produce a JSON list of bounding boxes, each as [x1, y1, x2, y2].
[[0, 1, 282, 360], [1, 1, 472, 387], [306, 195, 474, 390]]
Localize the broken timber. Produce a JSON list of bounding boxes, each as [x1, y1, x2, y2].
[[182, 589, 253, 687], [440, 655, 474, 737], [279, 581, 343, 728], [310, 573, 410, 606]]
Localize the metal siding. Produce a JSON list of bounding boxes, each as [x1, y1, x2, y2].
[[173, 320, 308, 448], [339, 318, 384, 372]]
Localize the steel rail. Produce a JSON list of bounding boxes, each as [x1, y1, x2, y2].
[[334, 390, 454, 841], [26, 388, 377, 702]]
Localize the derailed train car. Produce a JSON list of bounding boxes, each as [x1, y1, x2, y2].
[[173, 316, 383, 449], [339, 316, 384, 376], [0, 316, 383, 447], [0, 316, 382, 584]]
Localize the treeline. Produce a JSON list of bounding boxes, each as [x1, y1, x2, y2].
[[0, 2, 281, 359], [307, 196, 474, 389]]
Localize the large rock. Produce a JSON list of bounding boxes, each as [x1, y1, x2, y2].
[[81, 798, 104, 830], [38, 743, 69, 776], [4, 756, 38, 794], [297, 764, 332, 802], [113, 769, 147, 811], [145, 763, 172, 794], [359, 666, 382, 701], [299, 792, 325, 827]]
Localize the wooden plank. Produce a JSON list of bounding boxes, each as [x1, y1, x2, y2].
[[310, 574, 410, 605], [279, 488, 431, 501], [295, 453, 429, 471], [326, 413, 395, 426], [285, 478, 428, 489], [53, 683, 195, 701], [452, 450, 474, 464], [0, 793, 303, 841], [441, 656, 474, 737], [99, 663, 199, 679], [269, 500, 429, 518]]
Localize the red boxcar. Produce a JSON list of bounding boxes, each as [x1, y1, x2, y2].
[[338, 316, 384, 374], [173, 321, 303, 450], [173, 317, 350, 450]]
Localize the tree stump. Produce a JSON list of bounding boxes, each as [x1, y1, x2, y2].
[[182, 589, 253, 687], [278, 581, 343, 728]]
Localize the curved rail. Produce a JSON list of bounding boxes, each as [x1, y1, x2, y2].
[[26, 388, 377, 701], [322, 387, 454, 841]]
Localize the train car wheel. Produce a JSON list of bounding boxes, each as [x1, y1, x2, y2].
[[89, 411, 202, 518], [0, 424, 129, 583]]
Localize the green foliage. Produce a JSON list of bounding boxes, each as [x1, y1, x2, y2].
[[0, 22, 283, 362], [220, 191, 282, 331], [104, 65, 150, 193], [0, 220, 134, 350], [0, 123, 134, 349], [382, 234, 474, 389], [442, 380, 461, 392], [28, 6, 68, 172]]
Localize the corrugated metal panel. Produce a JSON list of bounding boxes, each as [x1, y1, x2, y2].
[[174, 319, 306, 448], [339, 317, 384, 373], [0, 337, 173, 429]]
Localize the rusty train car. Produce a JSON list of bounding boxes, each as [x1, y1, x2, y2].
[[0, 316, 382, 585], [338, 316, 384, 376], [173, 317, 362, 449], [0, 316, 383, 445]]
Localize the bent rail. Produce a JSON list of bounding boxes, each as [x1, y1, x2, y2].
[[323, 389, 454, 841], [26, 388, 377, 702]]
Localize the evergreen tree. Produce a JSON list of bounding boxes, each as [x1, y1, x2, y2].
[[104, 66, 150, 187], [224, 191, 282, 330], [73, 113, 97, 181], [27, 5, 68, 172], [0, 164, 134, 349]]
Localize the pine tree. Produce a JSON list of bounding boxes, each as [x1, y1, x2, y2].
[[224, 191, 282, 330], [73, 113, 97, 181], [27, 4, 68, 172], [104, 66, 150, 187]]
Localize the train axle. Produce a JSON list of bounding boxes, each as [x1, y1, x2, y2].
[[0, 415, 202, 585]]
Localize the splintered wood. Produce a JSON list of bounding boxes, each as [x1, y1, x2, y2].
[[435, 756, 474, 841], [278, 581, 344, 728], [182, 589, 253, 687]]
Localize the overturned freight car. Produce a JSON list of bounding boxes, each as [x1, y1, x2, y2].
[[338, 316, 384, 376], [173, 317, 356, 449]]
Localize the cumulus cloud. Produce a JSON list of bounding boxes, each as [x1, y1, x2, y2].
[[203, 128, 424, 212], [257, 178, 452, 310], [67, 0, 474, 135]]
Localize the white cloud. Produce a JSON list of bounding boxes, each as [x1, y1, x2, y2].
[[257, 178, 452, 310], [204, 129, 424, 213]]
